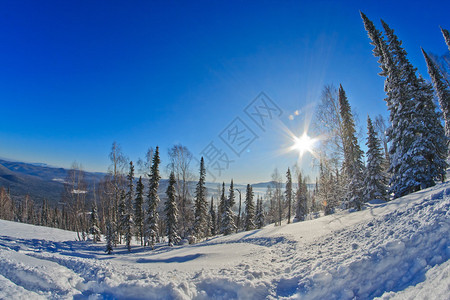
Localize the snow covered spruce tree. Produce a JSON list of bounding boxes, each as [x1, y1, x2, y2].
[[295, 170, 308, 221], [144, 146, 161, 249], [364, 116, 388, 202], [218, 182, 226, 234], [105, 209, 115, 254], [105, 226, 114, 254], [422, 49, 450, 139], [381, 19, 447, 195], [442, 26, 450, 52], [89, 200, 101, 242], [117, 189, 126, 243], [123, 161, 134, 251], [434, 27, 450, 87], [339, 85, 365, 210], [360, 12, 389, 78], [362, 13, 447, 198], [255, 196, 264, 229], [165, 171, 180, 246], [193, 157, 209, 240], [285, 168, 293, 224], [134, 176, 144, 245], [222, 180, 236, 235], [244, 184, 255, 231], [209, 196, 217, 236]]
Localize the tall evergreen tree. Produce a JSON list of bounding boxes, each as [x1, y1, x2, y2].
[[339, 85, 365, 210], [209, 196, 217, 236], [285, 168, 293, 224], [145, 146, 161, 249], [362, 13, 408, 195], [89, 200, 101, 242], [360, 12, 389, 77], [362, 13, 447, 198], [381, 20, 447, 196], [360, 13, 398, 134], [218, 182, 226, 234], [134, 176, 144, 245], [295, 171, 308, 221], [236, 188, 242, 233], [244, 184, 255, 231], [165, 171, 180, 246], [364, 116, 389, 202], [123, 161, 134, 251], [118, 189, 126, 243], [193, 157, 209, 240], [441, 26, 450, 52], [105, 224, 114, 254], [422, 48, 450, 139], [105, 208, 115, 254], [255, 196, 264, 229], [222, 180, 236, 235]]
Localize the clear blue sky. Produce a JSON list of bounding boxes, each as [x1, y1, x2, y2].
[[0, 0, 449, 183]]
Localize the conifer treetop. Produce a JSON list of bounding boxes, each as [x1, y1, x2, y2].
[[422, 48, 450, 138], [360, 11, 388, 76], [441, 26, 450, 52]]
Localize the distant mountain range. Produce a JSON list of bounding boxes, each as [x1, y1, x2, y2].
[[0, 159, 104, 205], [0, 158, 312, 206]]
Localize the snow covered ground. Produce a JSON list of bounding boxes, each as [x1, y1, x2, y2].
[[0, 182, 449, 299]]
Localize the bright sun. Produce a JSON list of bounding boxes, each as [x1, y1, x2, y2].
[[290, 133, 316, 156]]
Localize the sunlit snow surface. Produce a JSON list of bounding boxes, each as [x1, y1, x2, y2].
[[0, 182, 449, 299]]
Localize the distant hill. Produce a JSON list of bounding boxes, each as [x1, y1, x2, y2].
[[0, 159, 104, 205], [0, 159, 105, 183]]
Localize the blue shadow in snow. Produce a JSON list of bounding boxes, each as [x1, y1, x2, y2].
[[136, 253, 204, 263]]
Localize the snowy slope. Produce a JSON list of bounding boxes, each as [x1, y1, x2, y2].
[[0, 182, 449, 299]]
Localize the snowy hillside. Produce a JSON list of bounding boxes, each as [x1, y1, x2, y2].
[[1, 182, 449, 299]]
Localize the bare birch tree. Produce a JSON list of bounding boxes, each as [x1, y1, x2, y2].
[[166, 144, 194, 238], [62, 162, 88, 240]]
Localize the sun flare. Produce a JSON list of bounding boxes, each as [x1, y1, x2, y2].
[[290, 133, 316, 156]]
